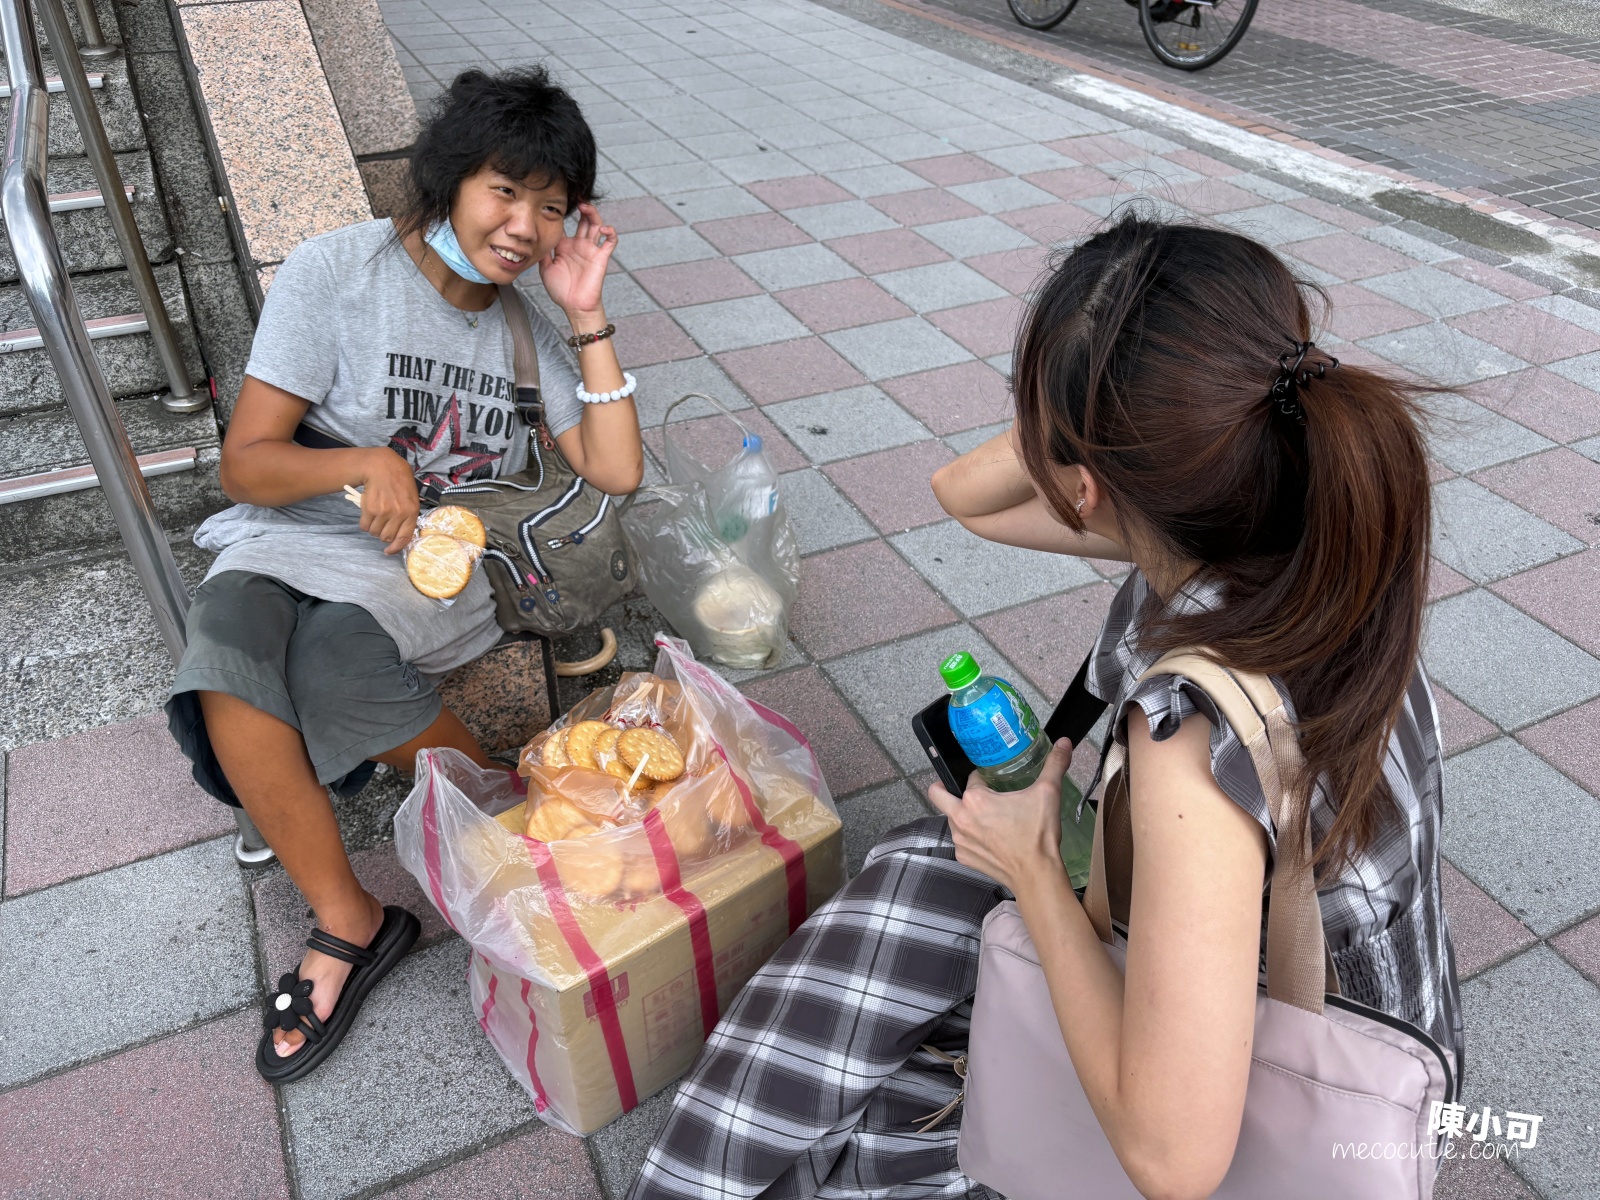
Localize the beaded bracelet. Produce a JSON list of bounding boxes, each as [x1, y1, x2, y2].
[[567, 323, 616, 349], [575, 371, 638, 405]]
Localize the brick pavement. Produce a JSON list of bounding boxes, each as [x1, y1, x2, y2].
[[4, 0, 1600, 1196]]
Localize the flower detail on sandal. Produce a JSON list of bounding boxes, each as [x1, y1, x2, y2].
[[264, 972, 315, 1034]]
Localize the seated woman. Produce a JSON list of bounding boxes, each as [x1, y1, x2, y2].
[[630, 212, 1463, 1200], [165, 66, 643, 1083]]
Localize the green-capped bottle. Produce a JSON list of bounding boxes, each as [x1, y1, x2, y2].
[[939, 651, 1094, 889]]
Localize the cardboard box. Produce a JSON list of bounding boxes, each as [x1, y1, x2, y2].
[[470, 790, 843, 1135]]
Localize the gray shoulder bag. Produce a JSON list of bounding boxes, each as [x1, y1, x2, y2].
[[428, 286, 633, 637]]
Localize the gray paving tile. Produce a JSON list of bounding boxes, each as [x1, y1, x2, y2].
[[779, 467, 876, 553], [1444, 739, 1600, 936], [861, 132, 960, 163], [782, 200, 898, 241], [832, 163, 937, 198], [891, 519, 1100, 617], [1459, 945, 1600, 1198], [946, 177, 1059, 214], [1214, 203, 1342, 247], [282, 938, 537, 1200], [1432, 478, 1581, 583], [940, 123, 1031, 153], [1224, 174, 1306, 203], [978, 144, 1079, 174], [632, 356, 753, 426], [587, 1082, 678, 1200], [671, 295, 811, 353], [1424, 393, 1554, 474], [1363, 225, 1459, 265], [731, 243, 857, 291], [0, 837, 255, 1087], [611, 225, 721, 270], [1424, 589, 1600, 729], [628, 161, 734, 195], [1547, 349, 1600, 395], [917, 215, 1035, 258], [1359, 324, 1527, 387], [838, 781, 935, 876], [606, 139, 699, 172], [944, 422, 1008, 455], [1528, 294, 1600, 337], [824, 624, 1036, 774], [790, 140, 890, 173], [1574, 433, 1600, 465], [873, 261, 1008, 313], [823, 317, 973, 380], [1360, 267, 1512, 321], [711, 150, 811, 186], [661, 185, 769, 224], [764, 386, 931, 463]]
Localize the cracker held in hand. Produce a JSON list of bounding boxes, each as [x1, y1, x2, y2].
[[420, 505, 486, 548], [617, 728, 685, 782], [564, 720, 613, 771], [406, 533, 476, 599]]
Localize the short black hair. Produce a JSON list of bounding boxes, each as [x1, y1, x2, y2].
[[395, 65, 597, 240]]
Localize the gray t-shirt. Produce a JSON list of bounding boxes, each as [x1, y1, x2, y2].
[[194, 219, 585, 675]]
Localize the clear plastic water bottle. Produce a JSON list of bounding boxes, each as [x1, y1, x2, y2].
[[710, 433, 778, 546], [939, 651, 1095, 889]]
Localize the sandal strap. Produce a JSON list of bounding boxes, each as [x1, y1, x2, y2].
[[306, 925, 377, 967], [297, 1007, 327, 1043]]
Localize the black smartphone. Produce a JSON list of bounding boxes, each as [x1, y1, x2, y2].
[[912, 695, 973, 795]]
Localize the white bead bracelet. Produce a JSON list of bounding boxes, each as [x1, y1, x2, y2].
[[575, 371, 637, 405]]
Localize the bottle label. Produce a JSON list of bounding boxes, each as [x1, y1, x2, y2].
[[949, 679, 1040, 767]]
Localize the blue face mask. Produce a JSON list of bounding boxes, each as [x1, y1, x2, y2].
[[424, 219, 493, 285]]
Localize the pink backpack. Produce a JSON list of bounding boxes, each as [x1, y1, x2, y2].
[[958, 652, 1457, 1199]]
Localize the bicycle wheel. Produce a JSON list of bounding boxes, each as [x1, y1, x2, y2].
[[1139, 0, 1259, 70], [1007, 0, 1081, 31]]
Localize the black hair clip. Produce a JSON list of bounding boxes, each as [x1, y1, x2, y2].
[[1267, 341, 1338, 425]]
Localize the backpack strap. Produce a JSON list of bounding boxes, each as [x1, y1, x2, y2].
[[1082, 651, 1337, 1015], [497, 284, 545, 431]]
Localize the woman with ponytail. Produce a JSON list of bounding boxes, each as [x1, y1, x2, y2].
[[632, 211, 1462, 1200]]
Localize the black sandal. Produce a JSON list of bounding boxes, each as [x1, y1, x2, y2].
[[256, 904, 421, 1084]]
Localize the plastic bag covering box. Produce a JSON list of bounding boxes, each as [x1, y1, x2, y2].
[[394, 637, 844, 1135]]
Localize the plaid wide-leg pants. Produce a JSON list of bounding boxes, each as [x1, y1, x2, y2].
[[630, 816, 1006, 1200]]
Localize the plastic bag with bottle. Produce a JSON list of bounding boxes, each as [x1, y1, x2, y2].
[[621, 394, 800, 669]]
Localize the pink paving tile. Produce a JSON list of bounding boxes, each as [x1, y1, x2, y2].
[[1449, 304, 1600, 365], [715, 337, 866, 404], [378, 1124, 599, 1199], [1021, 166, 1121, 203], [926, 295, 1026, 357], [3, 712, 234, 897], [789, 540, 956, 659], [1434, 687, 1497, 756], [1428, 457, 1457, 483], [903, 152, 1008, 186], [1517, 696, 1600, 795], [1286, 195, 1377, 232], [775, 276, 912, 335], [1045, 133, 1146, 163], [694, 212, 811, 256], [632, 258, 761, 309], [1490, 547, 1600, 656], [827, 227, 949, 274], [252, 840, 452, 978], [601, 195, 683, 234], [868, 187, 983, 227], [1165, 177, 1265, 216], [965, 246, 1052, 296], [741, 667, 896, 797], [645, 407, 808, 475], [881, 360, 1012, 434], [0, 1008, 288, 1199], [747, 174, 854, 210], [975, 582, 1119, 698], [1322, 283, 1431, 340], [1439, 858, 1538, 978], [1473, 448, 1600, 544], [1162, 148, 1240, 179], [1550, 912, 1600, 988], [822, 440, 955, 533], [1433, 1151, 1541, 1200], [1436, 257, 1550, 301], [1282, 232, 1416, 282], [1466, 368, 1600, 444], [614, 311, 700, 367], [1428, 558, 1473, 601], [998, 201, 1101, 246]]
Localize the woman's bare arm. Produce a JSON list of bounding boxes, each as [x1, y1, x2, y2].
[[220, 375, 421, 552]]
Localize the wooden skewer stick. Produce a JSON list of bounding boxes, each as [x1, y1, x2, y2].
[[626, 753, 650, 791], [342, 484, 363, 509]]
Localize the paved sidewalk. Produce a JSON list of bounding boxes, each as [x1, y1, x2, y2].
[[5, 0, 1600, 1196]]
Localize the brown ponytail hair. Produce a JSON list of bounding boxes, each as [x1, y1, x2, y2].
[[1013, 211, 1433, 881]]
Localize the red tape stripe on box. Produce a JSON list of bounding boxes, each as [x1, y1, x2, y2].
[[709, 744, 809, 934], [642, 808, 720, 1039]]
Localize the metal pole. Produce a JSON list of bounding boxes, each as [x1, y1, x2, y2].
[[35, 0, 204, 413], [1, 0, 189, 658], [71, 0, 114, 57]]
